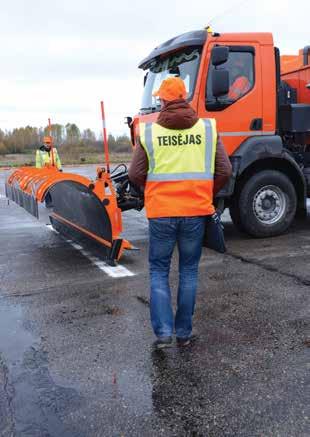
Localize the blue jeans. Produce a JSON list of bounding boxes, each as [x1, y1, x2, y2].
[[148, 216, 205, 339]]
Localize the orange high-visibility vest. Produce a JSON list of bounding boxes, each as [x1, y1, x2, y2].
[[228, 76, 251, 100], [139, 119, 217, 218]]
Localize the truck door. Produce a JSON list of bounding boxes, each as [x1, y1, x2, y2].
[[198, 43, 265, 156]]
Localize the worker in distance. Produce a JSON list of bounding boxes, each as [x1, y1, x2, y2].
[[228, 54, 252, 101], [35, 136, 62, 170], [129, 76, 232, 349]]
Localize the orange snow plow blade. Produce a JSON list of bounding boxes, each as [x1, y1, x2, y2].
[[5, 165, 142, 264], [5, 106, 144, 264]]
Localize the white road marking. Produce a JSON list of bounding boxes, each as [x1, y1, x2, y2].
[[71, 243, 83, 250], [0, 194, 6, 199], [46, 224, 135, 278], [46, 224, 58, 233]]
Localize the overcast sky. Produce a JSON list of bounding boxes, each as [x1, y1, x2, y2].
[[0, 0, 308, 136]]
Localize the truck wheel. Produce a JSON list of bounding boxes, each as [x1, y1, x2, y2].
[[230, 170, 297, 237]]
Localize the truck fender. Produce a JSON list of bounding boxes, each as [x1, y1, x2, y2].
[[234, 135, 283, 173], [218, 135, 306, 211]]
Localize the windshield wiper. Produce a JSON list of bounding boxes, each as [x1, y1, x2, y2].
[[140, 106, 160, 113]]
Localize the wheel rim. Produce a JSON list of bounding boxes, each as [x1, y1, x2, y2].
[[253, 185, 287, 225]]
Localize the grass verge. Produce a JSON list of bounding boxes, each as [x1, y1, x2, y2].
[[0, 152, 132, 168]]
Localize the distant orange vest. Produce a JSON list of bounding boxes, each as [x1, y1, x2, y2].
[[139, 119, 217, 219], [228, 76, 251, 100]]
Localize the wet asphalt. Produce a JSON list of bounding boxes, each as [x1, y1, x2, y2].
[[0, 166, 309, 437]]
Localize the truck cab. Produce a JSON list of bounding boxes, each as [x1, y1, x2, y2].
[[129, 29, 310, 238]]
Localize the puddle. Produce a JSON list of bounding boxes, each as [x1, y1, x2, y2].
[[0, 303, 83, 437], [0, 304, 34, 363]]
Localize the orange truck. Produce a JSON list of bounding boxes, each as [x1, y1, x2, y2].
[[127, 29, 310, 237]]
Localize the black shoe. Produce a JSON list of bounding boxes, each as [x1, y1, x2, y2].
[[176, 334, 197, 347], [153, 336, 173, 349]]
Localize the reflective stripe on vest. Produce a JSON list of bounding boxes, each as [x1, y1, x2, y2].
[[140, 119, 217, 182]]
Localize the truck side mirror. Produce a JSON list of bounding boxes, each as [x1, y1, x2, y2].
[[212, 69, 229, 98], [211, 46, 229, 66]]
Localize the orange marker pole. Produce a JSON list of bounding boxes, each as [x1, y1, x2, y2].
[[100, 101, 110, 174], [48, 118, 55, 167]]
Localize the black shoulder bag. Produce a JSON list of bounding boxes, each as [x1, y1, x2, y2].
[[203, 212, 226, 253]]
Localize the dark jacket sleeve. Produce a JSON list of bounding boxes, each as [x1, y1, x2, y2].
[[213, 136, 232, 195], [128, 142, 148, 188]]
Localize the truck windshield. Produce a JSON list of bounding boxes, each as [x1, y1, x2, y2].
[[140, 47, 201, 113]]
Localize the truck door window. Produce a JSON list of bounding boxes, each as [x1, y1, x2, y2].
[[206, 50, 255, 110]]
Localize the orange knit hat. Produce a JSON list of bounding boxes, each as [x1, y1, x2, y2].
[[153, 77, 187, 101]]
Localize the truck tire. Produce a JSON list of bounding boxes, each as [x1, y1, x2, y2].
[[229, 170, 297, 237]]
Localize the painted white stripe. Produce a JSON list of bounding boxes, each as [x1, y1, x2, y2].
[[0, 194, 7, 199], [46, 224, 59, 233], [46, 224, 134, 278], [78, 247, 134, 278], [71, 243, 83, 250]]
